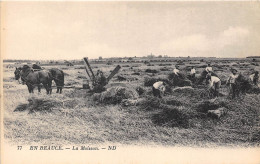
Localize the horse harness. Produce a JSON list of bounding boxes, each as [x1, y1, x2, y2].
[[20, 69, 41, 87], [19, 69, 64, 88]]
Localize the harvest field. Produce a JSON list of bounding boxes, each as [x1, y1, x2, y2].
[[3, 58, 260, 147]]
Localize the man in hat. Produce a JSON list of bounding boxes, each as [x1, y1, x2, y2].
[[152, 81, 166, 98], [227, 68, 239, 98], [205, 63, 213, 73]]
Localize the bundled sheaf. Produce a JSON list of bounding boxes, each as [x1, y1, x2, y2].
[[195, 99, 227, 113], [168, 73, 192, 87], [140, 96, 195, 128], [93, 86, 139, 104], [144, 77, 170, 87], [235, 74, 253, 94]]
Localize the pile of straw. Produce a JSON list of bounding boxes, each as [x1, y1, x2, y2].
[[195, 100, 227, 113], [14, 97, 63, 113], [145, 69, 159, 73], [168, 73, 192, 87], [144, 77, 170, 87], [93, 86, 139, 104]]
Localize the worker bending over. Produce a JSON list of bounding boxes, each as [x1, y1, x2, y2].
[[152, 81, 166, 98], [206, 73, 221, 97]]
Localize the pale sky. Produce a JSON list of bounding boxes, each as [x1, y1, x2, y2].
[[2, 2, 260, 60]]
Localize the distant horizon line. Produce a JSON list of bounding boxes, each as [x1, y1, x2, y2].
[[3, 56, 253, 61]]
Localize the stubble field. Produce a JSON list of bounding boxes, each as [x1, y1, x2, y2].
[[3, 59, 260, 147]]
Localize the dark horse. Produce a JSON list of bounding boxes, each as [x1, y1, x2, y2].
[[14, 65, 53, 94], [32, 64, 64, 93], [49, 68, 64, 94]]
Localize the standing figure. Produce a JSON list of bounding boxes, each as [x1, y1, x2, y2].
[[190, 66, 196, 79], [249, 71, 259, 86], [227, 69, 239, 98], [206, 73, 221, 97], [93, 70, 107, 92], [198, 63, 217, 85], [173, 65, 180, 76], [152, 81, 166, 98]]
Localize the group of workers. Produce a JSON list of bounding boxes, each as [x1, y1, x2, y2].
[[153, 63, 259, 99]]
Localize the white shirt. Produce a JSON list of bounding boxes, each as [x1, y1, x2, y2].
[[209, 76, 220, 87], [173, 68, 179, 75], [228, 74, 239, 84], [153, 81, 163, 89], [190, 68, 196, 74], [249, 74, 255, 81], [205, 66, 212, 72]]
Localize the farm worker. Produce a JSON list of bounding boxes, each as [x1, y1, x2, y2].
[[206, 73, 221, 97], [227, 69, 239, 98], [152, 81, 166, 98], [96, 70, 107, 86], [96, 70, 101, 76], [205, 63, 213, 73], [249, 71, 259, 86], [173, 65, 180, 76], [190, 66, 196, 78]]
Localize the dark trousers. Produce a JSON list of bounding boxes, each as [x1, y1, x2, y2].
[[152, 87, 162, 98], [230, 83, 239, 98], [213, 81, 221, 97], [253, 77, 259, 86]]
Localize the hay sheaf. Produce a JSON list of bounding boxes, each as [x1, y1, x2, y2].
[[140, 95, 185, 110], [93, 86, 139, 104], [168, 73, 192, 87], [14, 97, 63, 113], [248, 86, 260, 94], [140, 96, 196, 128], [195, 99, 228, 113], [152, 107, 194, 128], [145, 69, 159, 73], [144, 77, 171, 87], [171, 86, 197, 97], [171, 86, 220, 99]]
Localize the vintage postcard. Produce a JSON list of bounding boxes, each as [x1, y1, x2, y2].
[[1, 1, 260, 164]]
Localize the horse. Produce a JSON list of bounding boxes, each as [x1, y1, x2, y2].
[[15, 65, 53, 94], [49, 68, 64, 94], [14, 67, 22, 82]]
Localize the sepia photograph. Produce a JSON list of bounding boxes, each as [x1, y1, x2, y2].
[[1, 1, 260, 163]]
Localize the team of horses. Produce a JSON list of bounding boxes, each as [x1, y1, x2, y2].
[[14, 65, 64, 94]]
